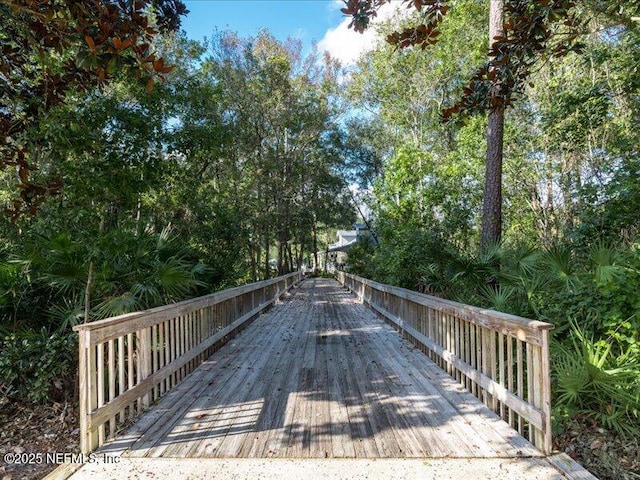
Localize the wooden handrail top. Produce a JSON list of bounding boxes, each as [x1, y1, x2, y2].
[[343, 273, 554, 336], [74, 272, 301, 333]]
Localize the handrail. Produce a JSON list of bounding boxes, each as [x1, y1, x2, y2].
[[336, 271, 553, 454], [74, 271, 303, 453]]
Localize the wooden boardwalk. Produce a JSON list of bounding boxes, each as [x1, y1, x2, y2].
[[101, 278, 542, 460]]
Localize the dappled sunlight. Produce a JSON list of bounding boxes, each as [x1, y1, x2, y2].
[[106, 278, 541, 460]]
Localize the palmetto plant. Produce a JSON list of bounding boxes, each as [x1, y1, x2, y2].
[[553, 319, 640, 437], [12, 227, 211, 326], [92, 227, 210, 319]]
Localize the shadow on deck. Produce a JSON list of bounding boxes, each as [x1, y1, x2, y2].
[[97, 279, 540, 460]]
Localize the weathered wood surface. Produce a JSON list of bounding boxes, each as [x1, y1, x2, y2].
[[100, 278, 542, 459], [74, 272, 302, 453], [336, 271, 553, 454]]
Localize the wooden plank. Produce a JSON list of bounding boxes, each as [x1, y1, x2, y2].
[[190, 288, 302, 458], [321, 292, 378, 458], [255, 303, 312, 457], [309, 292, 330, 458], [87, 299, 284, 429], [546, 453, 599, 479], [112, 300, 289, 458], [97, 342, 105, 444], [347, 300, 433, 457], [221, 298, 307, 458], [365, 301, 545, 431], [323, 301, 356, 458], [78, 331, 91, 453], [284, 281, 319, 458], [346, 306, 491, 458]]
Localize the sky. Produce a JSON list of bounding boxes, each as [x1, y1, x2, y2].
[[180, 0, 401, 65]]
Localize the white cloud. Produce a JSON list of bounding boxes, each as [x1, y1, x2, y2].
[[319, 1, 402, 66]]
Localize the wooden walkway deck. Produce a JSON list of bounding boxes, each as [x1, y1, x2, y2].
[[99, 278, 542, 460]]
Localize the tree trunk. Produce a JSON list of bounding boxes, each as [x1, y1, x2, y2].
[[264, 230, 270, 279], [481, 0, 505, 252], [286, 242, 294, 273], [84, 261, 94, 324], [249, 238, 257, 281], [312, 220, 319, 272]]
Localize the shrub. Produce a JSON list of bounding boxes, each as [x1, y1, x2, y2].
[[0, 328, 77, 403], [553, 321, 640, 437]]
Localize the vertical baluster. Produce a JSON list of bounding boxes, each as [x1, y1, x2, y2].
[[526, 342, 534, 442], [173, 316, 180, 383], [108, 339, 116, 437], [498, 331, 505, 420], [183, 313, 189, 373], [482, 327, 490, 407], [476, 325, 483, 400], [448, 314, 454, 376], [137, 328, 151, 408], [490, 330, 497, 412], [180, 314, 186, 378], [465, 321, 472, 391], [97, 342, 105, 444], [516, 338, 524, 435], [163, 320, 170, 392], [167, 318, 178, 388], [455, 317, 461, 382], [469, 323, 478, 397], [438, 311, 444, 369], [150, 324, 157, 400], [507, 333, 514, 428], [427, 308, 437, 362], [156, 323, 163, 397], [191, 311, 196, 370], [118, 336, 125, 424], [127, 333, 134, 415], [459, 319, 465, 386]]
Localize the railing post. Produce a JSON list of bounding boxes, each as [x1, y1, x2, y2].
[[539, 329, 552, 454], [78, 329, 98, 454]]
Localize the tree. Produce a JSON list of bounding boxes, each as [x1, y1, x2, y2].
[[0, 0, 187, 217], [481, 0, 505, 249], [342, 0, 582, 250]]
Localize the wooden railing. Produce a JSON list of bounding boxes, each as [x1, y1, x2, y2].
[[74, 271, 302, 453], [336, 271, 553, 454]]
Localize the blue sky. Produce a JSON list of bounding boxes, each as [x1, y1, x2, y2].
[[182, 1, 343, 46], [180, 0, 399, 65]]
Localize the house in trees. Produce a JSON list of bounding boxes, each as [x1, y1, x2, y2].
[[325, 223, 369, 271]]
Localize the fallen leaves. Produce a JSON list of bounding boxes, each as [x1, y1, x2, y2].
[[0, 400, 80, 480]]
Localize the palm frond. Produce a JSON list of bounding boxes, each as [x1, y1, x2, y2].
[[94, 292, 143, 319], [542, 244, 580, 289]]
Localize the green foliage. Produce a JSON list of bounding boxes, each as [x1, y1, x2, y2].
[[553, 321, 640, 437], [0, 328, 77, 404]]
